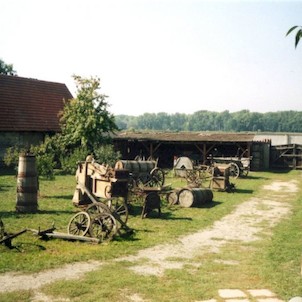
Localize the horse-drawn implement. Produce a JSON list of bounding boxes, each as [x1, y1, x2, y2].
[[69, 156, 168, 241], [70, 156, 132, 241], [114, 159, 165, 188], [211, 156, 251, 178]]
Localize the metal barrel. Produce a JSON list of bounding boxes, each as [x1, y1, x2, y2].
[[16, 154, 38, 213], [178, 188, 213, 208]]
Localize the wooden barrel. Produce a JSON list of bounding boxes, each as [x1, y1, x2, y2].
[[167, 189, 180, 206], [178, 188, 213, 208], [115, 160, 156, 176], [16, 154, 38, 213]]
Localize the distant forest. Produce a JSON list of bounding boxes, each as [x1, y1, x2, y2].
[[115, 110, 302, 132]]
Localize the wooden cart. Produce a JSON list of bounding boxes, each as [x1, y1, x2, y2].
[[69, 156, 133, 241]]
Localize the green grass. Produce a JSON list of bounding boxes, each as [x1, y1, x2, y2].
[[0, 170, 301, 301]]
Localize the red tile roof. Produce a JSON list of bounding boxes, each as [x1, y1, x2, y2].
[[0, 75, 73, 132]]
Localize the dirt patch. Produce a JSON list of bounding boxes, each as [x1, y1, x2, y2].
[[0, 179, 298, 295], [119, 190, 293, 276], [0, 260, 101, 293]]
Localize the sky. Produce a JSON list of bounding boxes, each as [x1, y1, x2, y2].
[[1, 0, 302, 116]]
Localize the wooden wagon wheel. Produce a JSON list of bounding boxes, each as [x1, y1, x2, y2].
[[107, 197, 129, 225], [229, 162, 240, 178], [67, 211, 91, 236], [86, 199, 129, 225], [89, 213, 117, 240], [149, 168, 165, 187], [186, 169, 201, 186], [198, 165, 213, 180], [137, 174, 152, 187]]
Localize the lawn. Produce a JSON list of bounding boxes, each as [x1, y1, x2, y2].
[[0, 169, 301, 301]]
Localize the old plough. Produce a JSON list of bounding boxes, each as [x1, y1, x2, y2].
[[0, 218, 27, 248]]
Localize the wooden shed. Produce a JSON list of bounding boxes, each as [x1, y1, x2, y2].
[[112, 131, 270, 171]]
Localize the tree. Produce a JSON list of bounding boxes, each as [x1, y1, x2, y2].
[[286, 26, 302, 48], [59, 75, 118, 152], [0, 58, 17, 75]]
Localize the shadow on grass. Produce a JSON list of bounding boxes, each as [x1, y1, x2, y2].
[[233, 188, 254, 194], [269, 168, 292, 174], [0, 184, 14, 192], [0, 209, 74, 219], [242, 175, 269, 180], [1, 242, 47, 252], [40, 195, 73, 201]]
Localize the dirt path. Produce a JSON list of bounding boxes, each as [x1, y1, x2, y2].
[[0, 179, 299, 301]]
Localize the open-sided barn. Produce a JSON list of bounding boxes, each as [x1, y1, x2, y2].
[[112, 131, 271, 171]]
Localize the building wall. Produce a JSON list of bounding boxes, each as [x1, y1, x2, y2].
[[0, 132, 45, 165], [254, 133, 302, 146]]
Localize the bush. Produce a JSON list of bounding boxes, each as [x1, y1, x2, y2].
[[93, 144, 121, 167], [4, 145, 55, 179], [3, 146, 22, 170], [60, 147, 90, 175]]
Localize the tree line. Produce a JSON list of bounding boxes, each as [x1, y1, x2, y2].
[[115, 110, 302, 133]]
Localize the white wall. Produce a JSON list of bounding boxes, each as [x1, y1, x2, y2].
[[254, 133, 302, 146]]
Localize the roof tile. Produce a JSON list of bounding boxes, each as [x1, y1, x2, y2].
[[0, 75, 73, 132]]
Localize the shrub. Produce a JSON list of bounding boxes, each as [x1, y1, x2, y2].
[[93, 144, 121, 167], [60, 147, 90, 175]]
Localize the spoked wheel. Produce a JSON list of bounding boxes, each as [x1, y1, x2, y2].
[[85, 199, 128, 228], [67, 211, 91, 236], [229, 162, 240, 178], [137, 174, 152, 187], [89, 213, 117, 240], [107, 197, 129, 225], [198, 165, 213, 180], [185, 169, 201, 186], [85, 202, 108, 216], [149, 168, 165, 187]]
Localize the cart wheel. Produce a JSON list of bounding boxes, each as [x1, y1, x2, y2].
[[89, 213, 117, 240], [137, 174, 152, 187], [67, 212, 91, 236], [229, 162, 240, 178], [199, 165, 213, 180], [107, 197, 129, 225], [186, 169, 198, 183], [150, 168, 165, 187], [85, 202, 108, 216]]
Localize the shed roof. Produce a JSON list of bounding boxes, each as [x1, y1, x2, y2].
[[0, 75, 73, 132], [114, 131, 256, 143]]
